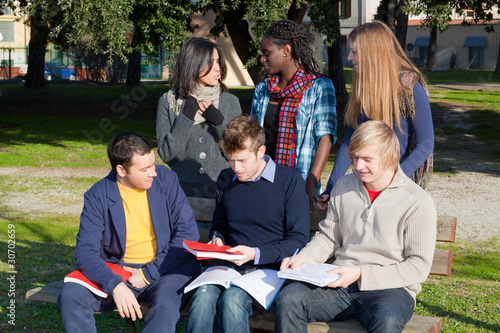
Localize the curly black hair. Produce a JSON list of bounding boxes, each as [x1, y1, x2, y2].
[[264, 19, 320, 74]]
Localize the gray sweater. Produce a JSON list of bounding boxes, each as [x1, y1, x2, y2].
[[302, 166, 437, 299], [156, 91, 241, 198]]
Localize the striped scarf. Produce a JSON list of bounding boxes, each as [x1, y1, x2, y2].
[[267, 65, 321, 167]]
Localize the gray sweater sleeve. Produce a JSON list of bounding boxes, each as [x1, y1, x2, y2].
[[156, 92, 197, 164]]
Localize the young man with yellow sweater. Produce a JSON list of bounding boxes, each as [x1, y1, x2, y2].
[[58, 132, 200, 333], [274, 121, 437, 333]]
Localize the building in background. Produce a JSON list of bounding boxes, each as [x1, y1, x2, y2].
[[406, 6, 500, 70]]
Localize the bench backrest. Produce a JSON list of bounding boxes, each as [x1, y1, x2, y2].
[[186, 197, 457, 276]]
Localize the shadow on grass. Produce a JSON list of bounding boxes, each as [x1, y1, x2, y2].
[[0, 114, 157, 148], [418, 300, 500, 332], [431, 106, 500, 177]]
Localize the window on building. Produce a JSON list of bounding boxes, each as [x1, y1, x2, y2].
[[340, 0, 351, 18], [0, 21, 14, 42], [2, 7, 14, 15]]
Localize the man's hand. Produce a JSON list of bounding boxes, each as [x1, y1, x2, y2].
[[209, 238, 224, 246], [112, 282, 143, 321], [327, 266, 361, 289], [226, 245, 255, 266], [316, 194, 329, 211], [123, 267, 147, 289], [279, 252, 307, 271]]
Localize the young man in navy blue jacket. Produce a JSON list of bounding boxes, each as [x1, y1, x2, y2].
[[58, 132, 200, 333], [186, 115, 310, 333]]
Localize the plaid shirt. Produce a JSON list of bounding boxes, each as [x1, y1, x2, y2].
[[251, 76, 337, 193]]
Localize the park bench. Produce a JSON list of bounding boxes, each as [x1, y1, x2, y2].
[[26, 197, 457, 333]]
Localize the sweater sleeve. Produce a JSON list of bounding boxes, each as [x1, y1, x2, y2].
[[301, 193, 342, 263], [359, 196, 437, 291], [400, 82, 434, 178], [323, 126, 355, 196], [156, 92, 197, 165]]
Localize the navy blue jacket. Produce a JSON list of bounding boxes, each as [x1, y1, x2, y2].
[[75, 165, 199, 294]]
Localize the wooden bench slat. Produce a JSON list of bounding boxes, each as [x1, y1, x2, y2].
[[430, 248, 453, 276], [26, 280, 64, 303], [436, 216, 457, 242], [247, 314, 443, 333]]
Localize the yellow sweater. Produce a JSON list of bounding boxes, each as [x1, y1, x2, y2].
[[118, 182, 157, 274]]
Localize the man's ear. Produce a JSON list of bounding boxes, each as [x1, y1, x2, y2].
[[257, 145, 266, 159], [116, 165, 127, 178]]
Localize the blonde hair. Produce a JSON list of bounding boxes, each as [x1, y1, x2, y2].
[[348, 121, 400, 171], [345, 21, 426, 131]]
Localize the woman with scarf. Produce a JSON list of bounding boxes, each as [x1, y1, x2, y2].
[[317, 21, 434, 210], [156, 37, 241, 198], [251, 19, 337, 211]]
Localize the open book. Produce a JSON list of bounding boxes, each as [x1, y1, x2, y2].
[[184, 266, 285, 310], [183, 239, 245, 260], [277, 262, 340, 287], [63, 262, 132, 298]]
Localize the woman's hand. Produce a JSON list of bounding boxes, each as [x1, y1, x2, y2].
[[197, 101, 212, 115], [316, 194, 329, 211]]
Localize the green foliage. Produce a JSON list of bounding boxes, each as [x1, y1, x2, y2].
[[308, 0, 340, 47], [404, 0, 500, 33], [404, 0, 453, 32], [131, 0, 194, 62]]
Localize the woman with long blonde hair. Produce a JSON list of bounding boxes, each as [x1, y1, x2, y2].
[[318, 21, 433, 209]]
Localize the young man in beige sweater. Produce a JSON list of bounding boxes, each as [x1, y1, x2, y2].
[[274, 120, 437, 333]]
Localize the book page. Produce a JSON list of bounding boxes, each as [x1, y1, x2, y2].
[[229, 269, 285, 310], [184, 266, 242, 294], [277, 262, 340, 287]]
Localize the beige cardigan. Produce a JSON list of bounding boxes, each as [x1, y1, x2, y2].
[[302, 166, 437, 298]]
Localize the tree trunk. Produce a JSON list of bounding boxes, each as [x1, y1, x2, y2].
[[495, 42, 500, 76], [25, 10, 48, 88], [126, 35, 141, 86], [222, 5, 265, 85], [426, 27, 437, 69], [287, 0, 308, 24], [395, 0, 408, 50], [387, 0, 397, 33], [328, 0, 347, 96]]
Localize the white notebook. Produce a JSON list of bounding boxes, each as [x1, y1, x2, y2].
[[277, 262, 340, 287], [184, 266, 285, 310]]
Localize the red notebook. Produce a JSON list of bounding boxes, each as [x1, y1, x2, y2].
[[183, 239, 245, 260], [63, 262, 132, 298]]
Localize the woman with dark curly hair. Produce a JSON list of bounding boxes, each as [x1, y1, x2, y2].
[[251, 19, 337, 211], [156, 37, 241, 198]]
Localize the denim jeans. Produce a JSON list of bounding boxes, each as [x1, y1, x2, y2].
[[186, 265, 270, 333], [275, 282, 415, 333], [58, 260, 199, 333]]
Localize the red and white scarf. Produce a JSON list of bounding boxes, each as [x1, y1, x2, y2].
[[267, 65, 322, 167]]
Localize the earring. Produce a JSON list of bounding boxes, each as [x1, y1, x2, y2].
[[282, 54, 287, 58]]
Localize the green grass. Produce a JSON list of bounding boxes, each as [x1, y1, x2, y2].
[[0, 114, 155, 167], [423, 69, 500, 85]]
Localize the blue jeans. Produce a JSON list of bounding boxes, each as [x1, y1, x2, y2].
[[275, 282, 415, 333], [186, 266, 270, 333], [58, 260, 199, 333]]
